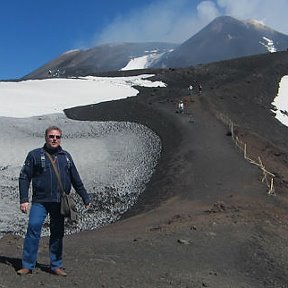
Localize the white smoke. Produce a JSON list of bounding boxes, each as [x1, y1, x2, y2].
[[92, 0, 288, 45]]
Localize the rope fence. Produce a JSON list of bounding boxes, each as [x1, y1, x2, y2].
[[216, 112, 276, 196]]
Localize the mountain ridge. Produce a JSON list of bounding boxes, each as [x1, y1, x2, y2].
[[23, 16, 288, 79], [153, 15, 288, 68]]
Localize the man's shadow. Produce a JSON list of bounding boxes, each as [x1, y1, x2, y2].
[[0, 255, 50, 273]]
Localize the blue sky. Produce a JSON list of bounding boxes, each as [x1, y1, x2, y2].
[[1, 0, 288, 80]]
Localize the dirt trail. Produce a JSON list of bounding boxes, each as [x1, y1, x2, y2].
[[1, 93, 287, 288], [2, 51, 288, 286]]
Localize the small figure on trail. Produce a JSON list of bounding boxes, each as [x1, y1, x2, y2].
[[188, 85, 193, 95], [176, 100, 184, 113], [198, 83, 202, 94]]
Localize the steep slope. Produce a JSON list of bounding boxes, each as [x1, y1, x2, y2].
[[23, 42, 177, 79], [23, 16, 288, 80], [154, 16, 288, 68], [1, 51, 288, 288]]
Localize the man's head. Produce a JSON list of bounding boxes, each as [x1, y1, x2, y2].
[[45, 126, 62, 149]]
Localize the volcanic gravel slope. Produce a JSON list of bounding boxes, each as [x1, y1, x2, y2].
[[0, 114, 162, 238], [1, 51, 288, 287]]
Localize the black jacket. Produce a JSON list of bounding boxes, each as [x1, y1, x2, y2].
[[19, 145, 90, 205]]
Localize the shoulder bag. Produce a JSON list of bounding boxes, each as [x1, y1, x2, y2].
[[45, 152, 78, 221]]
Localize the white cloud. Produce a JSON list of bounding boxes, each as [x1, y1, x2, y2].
[[217, 0, 288, 34], [92, 0, 288, 45], [197, 1, 220, 21], [93, 0, 219, 44]]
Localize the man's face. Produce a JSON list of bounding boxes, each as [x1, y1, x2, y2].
[[45, 129, 62, 149]]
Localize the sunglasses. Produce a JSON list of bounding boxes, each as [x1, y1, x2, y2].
[[48, 135, 61, 139]]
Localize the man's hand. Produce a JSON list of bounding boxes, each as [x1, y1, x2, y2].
[[20, 202, 29, 214], [85, 203, 92, 209], [84, 203, 93, 214]]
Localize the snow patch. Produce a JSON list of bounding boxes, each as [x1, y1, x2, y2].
[[271, 75, 288, 126], [121, 50, 167, 71], [62, 49, 80, 55], [0, 75, 165, 237], [259, 36, 277, 53], [227, 34, 233, 40], [0, 75, 166, 118]]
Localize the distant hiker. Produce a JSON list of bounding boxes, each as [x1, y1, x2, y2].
[[188, 85, 193, 95], [176, 100, 184, 113], [17, 126, 91, 277], [198, 83, 202, 94]]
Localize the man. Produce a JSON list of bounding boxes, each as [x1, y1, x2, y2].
[[17, 126, 91, 276]]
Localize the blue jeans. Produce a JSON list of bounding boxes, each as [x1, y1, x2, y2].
[[22, 202, 65, 271]]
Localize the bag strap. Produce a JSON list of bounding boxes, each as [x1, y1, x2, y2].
[[40, 150, 46, 171], [45, 152, 66, 197]]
